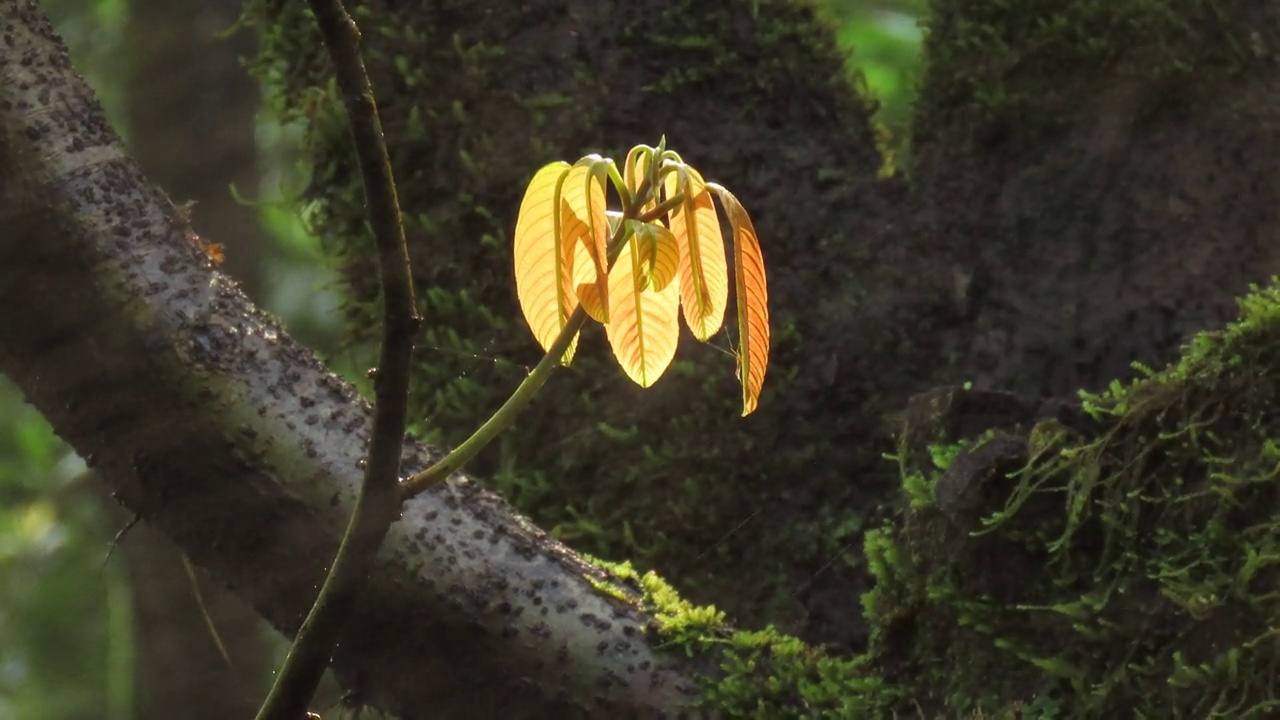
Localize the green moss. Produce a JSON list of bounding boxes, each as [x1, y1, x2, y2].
[[639, 571, 730, 651], [862, 282, 1280, 717], [700, 627, 885, 718], [916, 0, 1266, 146], [581, 567, 633, 605], [579, 554, 731, 646], [898, 440, 967, 509], [583, 555, 883, 717]]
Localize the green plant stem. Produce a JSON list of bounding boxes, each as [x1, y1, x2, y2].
[[399, 305, 588, 499], [398, 201, 664, 500], [255, 0, 418, 717]]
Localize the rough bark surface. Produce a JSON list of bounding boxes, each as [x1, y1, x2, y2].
[[0, 4, 711, 717], [122, 0, 271, 714]]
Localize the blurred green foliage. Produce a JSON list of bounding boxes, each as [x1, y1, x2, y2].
[[0, 378, 132, 720], [0, 4, 134, 720], [824, 0, 928, 150]]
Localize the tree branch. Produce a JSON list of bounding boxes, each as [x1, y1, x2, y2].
[[255, 0, 420, 716], [0, 2, 702, 717]]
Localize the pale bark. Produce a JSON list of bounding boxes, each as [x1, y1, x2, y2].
[[121, 0, 272, 713], [0, 3, 701, 717]]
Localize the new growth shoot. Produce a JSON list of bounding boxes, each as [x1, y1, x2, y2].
[[399, 138, 771, 498]]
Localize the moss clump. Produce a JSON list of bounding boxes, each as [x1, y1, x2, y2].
[[583, 556, 881, 718], [861, 282, 1280, 717], [701, 627, 884, 718]]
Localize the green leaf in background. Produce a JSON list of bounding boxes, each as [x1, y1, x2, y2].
[[823, 0, 927, 155], [0, 377, 133, 720]]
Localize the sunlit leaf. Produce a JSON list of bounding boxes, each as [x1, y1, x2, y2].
[[561, 158, 611, 323], [624, 144, 657, 213], [666, 168, 728, 340], [624, 143, 655, 194], [561, 199, 607, 323], [708, 183, 769, 416], [626, 220, 679, 292], [606, 236, 681, 388], [513, 161, 581, 363]]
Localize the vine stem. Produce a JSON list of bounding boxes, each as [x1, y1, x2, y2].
[[254, 0, 419, 717], [398, 200, 672, 500], [398, 306, 588, 499]]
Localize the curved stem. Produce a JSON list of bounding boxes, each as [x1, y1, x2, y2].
[[256, 479, 398, 719], [255, 0, 418, 717], [399, 201, 650, 500], [399, 306, 588, 499]]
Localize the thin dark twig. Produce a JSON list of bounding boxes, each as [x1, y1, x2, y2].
[[101, 513, 139, 568], [256, 0, 419, 716]]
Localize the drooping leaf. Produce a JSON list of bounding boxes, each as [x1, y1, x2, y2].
[[561, 158, 611, 323], [624, 143, 665, 220], [666, 168, 728, 340], [605, 236, 681, 388], [626, 220, 680, 292], [561, 199, 607, 323], [708, 183, 769, 416], [624, 144, 657, 213], [513, 161, 581, 363]]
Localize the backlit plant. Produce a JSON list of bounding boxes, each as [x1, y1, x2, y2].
[[512, 139, 770, 415]]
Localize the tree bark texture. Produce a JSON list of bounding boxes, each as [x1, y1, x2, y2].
[[122, 0, 272, 714], [0, 4, 712, 717], [126, 0, 264, 293]]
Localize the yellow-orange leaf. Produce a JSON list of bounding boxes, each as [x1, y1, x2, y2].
[[627, 220, 680, 292], [561, 159, 610, 323], [606, 236, 680, 388], [561, 200, 607, 323], [513, 161, 581, 363], [624, 145, 657, 213], [667, 170, 728, 341], [709, 184, 769, 416]]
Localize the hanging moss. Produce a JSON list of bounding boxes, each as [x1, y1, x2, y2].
[[860, 284, 1280, 718]]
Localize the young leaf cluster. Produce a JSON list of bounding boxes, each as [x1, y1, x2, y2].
[[513, 140, 771, 415]]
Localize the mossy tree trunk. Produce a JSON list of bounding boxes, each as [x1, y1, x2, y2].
[[872, 296, 1280, 716], [253, 0, 1280, 650], [1, 0, 1276, 717]]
